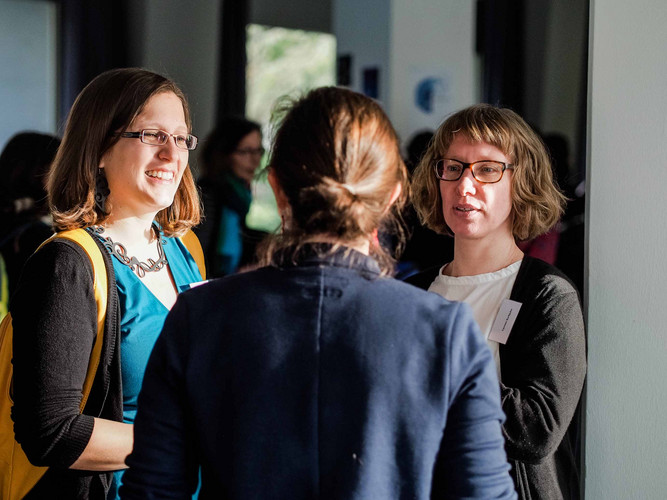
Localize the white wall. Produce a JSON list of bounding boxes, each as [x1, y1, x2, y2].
[[0, 0, 58, 151], [333, 0, 476, 144], [585, 0, 667, 498], [389, 0, 477, 142]]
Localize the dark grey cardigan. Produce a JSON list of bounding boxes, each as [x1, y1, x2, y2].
[[407, 257, 587, 500]]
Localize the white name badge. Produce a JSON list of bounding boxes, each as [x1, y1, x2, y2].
[[186, 280, 209, 289], [488, 299, 522, 344], [178, 280, 209, 293]]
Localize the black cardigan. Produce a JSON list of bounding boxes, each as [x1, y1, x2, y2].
[[407, 257, 587, 500], [11, 235, 122, 499]]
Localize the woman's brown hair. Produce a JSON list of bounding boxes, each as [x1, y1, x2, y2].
[[48, 67, 200, 236], [411, 103, 566, 241], [260, 86, 407, 274]]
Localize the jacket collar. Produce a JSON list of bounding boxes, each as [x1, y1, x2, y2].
[[273, 243, 382, 278]]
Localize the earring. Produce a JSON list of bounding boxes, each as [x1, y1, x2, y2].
[[95, 168, 110, 214]]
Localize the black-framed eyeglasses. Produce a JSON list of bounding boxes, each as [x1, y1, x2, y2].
[[234, 147, 265, 157], [119, 129, 198, 151], [434, 158, 514, 183]]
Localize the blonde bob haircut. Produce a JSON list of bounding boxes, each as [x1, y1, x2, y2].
[[48, 67, 200, 236], [411, 103, 566, 241]]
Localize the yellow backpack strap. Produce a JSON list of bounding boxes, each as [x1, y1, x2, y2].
[[0, 254, 8, 321], [44, 229, 107, 410], [179, 230, 206, 280]]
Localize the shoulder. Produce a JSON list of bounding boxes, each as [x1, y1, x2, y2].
[[11, 238, 102, 310], [350, 272, 482, 346], [509, 257, 585, 342], [514, 256, 580, 301], [11, 236, 102, 327], [27, 237, 95, 276]]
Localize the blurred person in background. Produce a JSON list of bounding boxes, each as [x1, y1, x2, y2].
[[195, 117, 266, 277], [0, 132, 60, 296], [397, 129, 453, 278]]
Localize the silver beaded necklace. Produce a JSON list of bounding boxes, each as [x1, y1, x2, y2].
[[91, 225, 168, 278]]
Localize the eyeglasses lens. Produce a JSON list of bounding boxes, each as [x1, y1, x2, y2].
[[436, 160, 504, 183], [472, 162, 503, 182], [140, 130, 197, 150]]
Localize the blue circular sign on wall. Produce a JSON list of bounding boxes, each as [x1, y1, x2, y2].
[[415, 77, 447, 114]]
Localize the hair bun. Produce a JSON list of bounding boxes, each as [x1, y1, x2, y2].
[[295, 177, 368, 238], [340, 183, 358, 197]]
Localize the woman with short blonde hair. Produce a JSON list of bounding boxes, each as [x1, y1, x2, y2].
[[410, 103, 586, 500]]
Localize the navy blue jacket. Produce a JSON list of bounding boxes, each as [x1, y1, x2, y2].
[[121, 246, 517, 499]]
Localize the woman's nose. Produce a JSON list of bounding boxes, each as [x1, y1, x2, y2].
[[456, 169, 477, 196], [158, 138, 181, 161]]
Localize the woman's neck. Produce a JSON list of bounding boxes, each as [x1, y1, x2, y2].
[[301, 235, 371, 256], [99, 214, 157, 246], [446, 236, 523, 277]]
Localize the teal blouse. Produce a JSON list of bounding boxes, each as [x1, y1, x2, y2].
[[113, 235, 201, 423], [102, 231, 202, 500]]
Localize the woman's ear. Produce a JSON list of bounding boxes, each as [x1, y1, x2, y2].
[[388, 182, 402, 208]]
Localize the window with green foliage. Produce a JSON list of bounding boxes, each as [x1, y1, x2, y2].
[[245, 24, 336, 233]]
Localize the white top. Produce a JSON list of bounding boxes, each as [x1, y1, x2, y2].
[[428, 260, 522, 379]]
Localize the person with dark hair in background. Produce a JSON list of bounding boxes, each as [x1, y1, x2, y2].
[[0, 132, 60, 296], [10, 68, 204, 499], [195, 117, 265, 277], [410, 104, 586, 500], [544, 133, 585, 295], [397, 129, 454, 278], [121, 87, 517, 499]]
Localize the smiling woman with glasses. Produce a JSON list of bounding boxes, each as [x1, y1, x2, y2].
[[9, 68, 205, 499], [409, 103, 587, 500], [194, 116, 266, 277]]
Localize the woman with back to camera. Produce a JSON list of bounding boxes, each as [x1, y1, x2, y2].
[[10, 68, 204, 499], [121, 87, 517, 499], [195, 117, 264, 277], [409, 104, 587, 499]]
